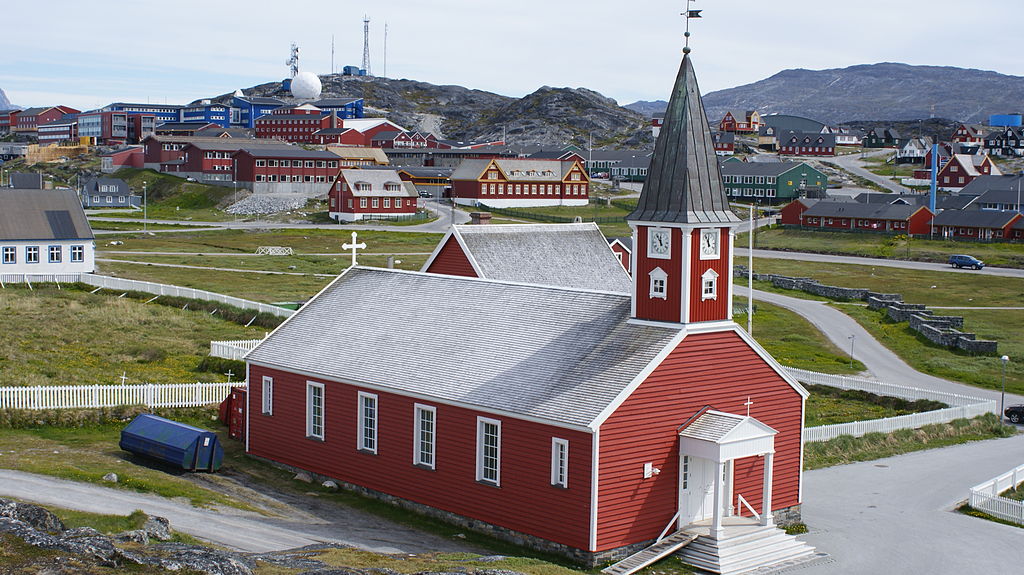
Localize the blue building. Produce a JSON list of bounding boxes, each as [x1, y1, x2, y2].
[[309, 98, 364, 119], [232, 95, 286, 129], [100, 102, 183, 125], [181, 100, 232, 128]]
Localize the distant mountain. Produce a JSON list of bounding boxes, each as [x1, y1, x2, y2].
[[0, 88, 12, 110], [701, 62, 1024, 125], [624, 100, 668, 117], [226, 75, 653, 149]]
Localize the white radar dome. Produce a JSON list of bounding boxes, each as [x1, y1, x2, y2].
[[291, 71, 322, 100]]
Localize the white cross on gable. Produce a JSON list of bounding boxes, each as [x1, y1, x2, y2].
[[343, 231, 367, 267], [744, 396, 754, 417]]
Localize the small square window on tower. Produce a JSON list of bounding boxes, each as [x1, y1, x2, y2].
[[701, 269, 719, 301], [649, 267, 668, 300]]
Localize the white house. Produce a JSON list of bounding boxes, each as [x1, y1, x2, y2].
[[0, 189, 96, 278]]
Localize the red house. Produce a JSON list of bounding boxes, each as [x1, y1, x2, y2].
[[422, 222, 632, 293], [327, 168, 418, 222], [450, 158, 590, 208], [255, 104, 340, 143], [718, 110, 761, 133], [777, 132, 836, 156], [798, 201, 933, 235], [10, 105, 79, 134], [936, 153, 1001, 190], [244, 52, 811, 571], [607, 237, 632, 274], [100, 146, 144, 173], [234, 148, 341, 196], [931, 210, 1022, 240], [779, 198, 819, 226], [950, 123, 986, 146]]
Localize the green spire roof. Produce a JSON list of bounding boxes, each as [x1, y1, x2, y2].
[[628, 54, 739, 224]]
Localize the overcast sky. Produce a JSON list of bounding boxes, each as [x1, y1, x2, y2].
[[5, 0, 1023, 111]]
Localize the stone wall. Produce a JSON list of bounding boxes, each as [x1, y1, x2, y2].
[[737, 265, 998, 355]]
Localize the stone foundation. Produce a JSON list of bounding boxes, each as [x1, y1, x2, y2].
[[249, 455, 802, 566]]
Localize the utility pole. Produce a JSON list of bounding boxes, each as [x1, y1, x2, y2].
[[383, 22, 388, 78]]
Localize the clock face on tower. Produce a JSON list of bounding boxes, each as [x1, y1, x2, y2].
[[699, 229, 720, 260], [648, 228, 671, 259]]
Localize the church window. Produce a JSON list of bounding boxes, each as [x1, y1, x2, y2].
[[358, 392, 378, 454], [476, 417, 501, 486], [702, 269, 719, 301], [649, 267, 668, 300], [551, 438, 568, 488], [414, 404, 436, 469], [262, 376, 273, 415], [306, 382, 325, 440]]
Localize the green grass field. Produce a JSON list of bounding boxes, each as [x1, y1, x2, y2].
[[0, 286, 262, 386], [750, 229, 1024, 268], [96, 228, 443, 255]]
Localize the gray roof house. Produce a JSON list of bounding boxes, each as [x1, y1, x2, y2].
[[82, 178, 138, 208], [0, 189, 95, 277]]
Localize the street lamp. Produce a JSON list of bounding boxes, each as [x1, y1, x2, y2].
[[142, 180, 147, 232], [848, 334, 856, 369], [1001, 355, 1010, 421]]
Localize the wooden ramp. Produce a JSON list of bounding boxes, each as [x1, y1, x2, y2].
[[601, 532, 699, 575]]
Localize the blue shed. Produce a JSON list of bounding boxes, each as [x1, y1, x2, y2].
[[119, 414, 224, 472]]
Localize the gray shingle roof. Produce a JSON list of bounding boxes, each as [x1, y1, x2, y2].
[[238, 148, 340, 159], [720, 161, 808, 178], [932, 209, 1019, 228], [679, 411, 743, 442], [339, 169, 416, 197], [451, 159, 581, 182], [445, 223, 633, 293], [0, 189, 94, 241], [802, 201, 923, 220], [245, 267, 679, 428], [628, 55, 739, 225]]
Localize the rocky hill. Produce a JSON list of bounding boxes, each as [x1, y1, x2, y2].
[[0, 88, 12, 110], [224, 75, 653, 149], [629, 63, 1024, 126]]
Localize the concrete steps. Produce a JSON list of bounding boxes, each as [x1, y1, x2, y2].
[[677, 524, 816, 574], [601, 531, 699, 575]]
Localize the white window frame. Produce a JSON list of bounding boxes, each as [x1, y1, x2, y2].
[[261, 376, 273, 415], [306, 381, 325, 440], [414, 404, 436, 469], [476, 417, 501, 486], [702, 268, 719, 301], [551, 438, 569, 488], [358, 391, 378, 453], [25, 246, 39, 264], [649, 266, 668, 299]]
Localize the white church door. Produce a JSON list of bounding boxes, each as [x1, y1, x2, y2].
[[680, 455, 718, 525]]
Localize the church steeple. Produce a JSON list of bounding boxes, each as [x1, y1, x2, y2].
[[628, 53, 739, 225], [627, 52, 740, 326]]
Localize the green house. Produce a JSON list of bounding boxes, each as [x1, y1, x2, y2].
[[719, 161, 828, 204]]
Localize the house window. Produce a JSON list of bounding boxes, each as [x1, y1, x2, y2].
[[256, 174, 265, 182], [649, 267, 668, 299], [305, 161, 315, 168], [372, 198, 379, 208], [269, 159, 278, 167], [347, 199, 353, 209], [360, 198, 368, 208], [256, 160, 266, 167], [414, 404, 436, 469], [358, 392, 377, 453], [118, 196, 125, 203], [383, 197, 391, 208], [292, 160, 302, 167], [25, 246, 39, 264], [92, 195, 99, 203], [262, 376, 273, 415], [702, 269, 719, 300], [551, 438, 568, 488], [48, 246, 61, 263], [2, 246, 15, 264], [476, 417, 501, 485], [306, 382, 325, 440]]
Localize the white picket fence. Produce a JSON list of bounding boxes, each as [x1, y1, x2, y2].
[[0, 382, 240, 410], [969, 463, 1024, 525], [210, 338, 265, 361], [0, 273, 82, 286], [784, 368, 997, 443], [78, 273, 294, 318]]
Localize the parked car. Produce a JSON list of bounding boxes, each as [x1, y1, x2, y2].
[[1006, 404, 1024, 424], [418, 190, 432, 198], [948, 254, 984, 269]]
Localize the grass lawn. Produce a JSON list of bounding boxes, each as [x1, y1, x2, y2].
[[88, 220, 217, 232], [860, 154, 917, 179], [751, 228, 1024, 268], [0, 285, 263, 386], [803, 384, 945, 427], [100, 253, 430, 276], [110, 168, 238, 222], [803, 413, 1015, 469], [736, 297, 865, 374], [96, 228, 443, 255]]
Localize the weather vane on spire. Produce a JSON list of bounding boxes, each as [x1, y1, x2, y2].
[[682, 0, 702, 54]]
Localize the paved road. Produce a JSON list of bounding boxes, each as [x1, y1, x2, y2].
[[829, 149, 910, 194], [738, 247, 1024, 278], [752, 288, 1024, 406], [0, 468, 480, 555], [798, 433, 1024, 573]]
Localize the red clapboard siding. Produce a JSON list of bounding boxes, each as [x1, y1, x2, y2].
[[687, 228, 730, 323], [595, 330, 803, 551], [633, 227, 683, 323], [248, 365, 593, 550], [425, 236, 477, 277]]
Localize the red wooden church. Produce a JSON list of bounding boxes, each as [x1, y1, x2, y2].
[[243, 53, 811, 572]]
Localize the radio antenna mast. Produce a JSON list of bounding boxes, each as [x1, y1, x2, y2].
[[362, 16, 372, 76]]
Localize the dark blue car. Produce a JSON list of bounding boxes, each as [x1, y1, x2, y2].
[[948, 254, 984, 270]]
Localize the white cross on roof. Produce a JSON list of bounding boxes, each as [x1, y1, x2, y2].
[[343, 231, 367, 267]]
